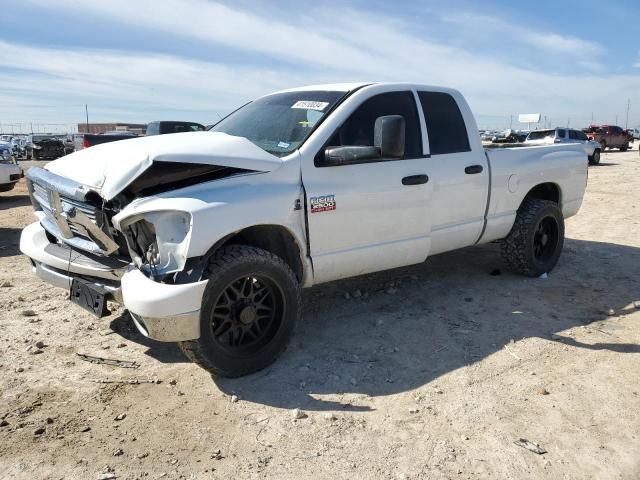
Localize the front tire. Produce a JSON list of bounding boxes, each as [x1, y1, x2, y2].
[[178, 245, 300, 377], [500, 199, 564, 277], [588, 149, 601, 165]]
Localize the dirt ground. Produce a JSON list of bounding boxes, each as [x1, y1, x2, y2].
[[1, 148, 639, 480]]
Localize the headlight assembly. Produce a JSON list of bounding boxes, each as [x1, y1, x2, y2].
[[120, 210, 192, 278]]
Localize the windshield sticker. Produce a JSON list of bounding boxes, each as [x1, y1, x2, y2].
[[291, 101, 329, 111], [310, 195, 336, 213], [277, 141, 291, 148]]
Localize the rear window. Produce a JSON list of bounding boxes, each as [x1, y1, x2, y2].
[[165, 123, 205, 133], [526, 130, 555, 141], [146, 123, 160, 135], [569, 130, 588, 141], [418, 92, 470, 155]]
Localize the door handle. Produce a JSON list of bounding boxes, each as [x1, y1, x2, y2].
[[465, 165, 484, 174], [402, 174, 429, 185]]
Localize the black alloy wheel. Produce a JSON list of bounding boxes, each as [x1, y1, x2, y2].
[[532, 216, 559, 262], [178, 245, 300, 377], [209, 274, 285, 354], [501, 198, 565, 277]]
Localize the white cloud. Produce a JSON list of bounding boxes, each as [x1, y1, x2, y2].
[[4, 0, 640, 129], [0, 40, 316, 125], [440, 12, 604, 57]]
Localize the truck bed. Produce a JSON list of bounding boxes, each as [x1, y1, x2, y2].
[[480, 143, 588, 244]]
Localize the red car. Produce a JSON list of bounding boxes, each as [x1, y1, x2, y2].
[[583, 125, 631, 151]]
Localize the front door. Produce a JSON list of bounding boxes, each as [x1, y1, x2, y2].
[[301, 91, 432, 284]]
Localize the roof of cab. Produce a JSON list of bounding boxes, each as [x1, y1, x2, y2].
[[271, 82, 462, 97], [273, 82, 373, 94]]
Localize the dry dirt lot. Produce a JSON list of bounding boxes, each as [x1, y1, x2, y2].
[[1, 149, 639, 480]]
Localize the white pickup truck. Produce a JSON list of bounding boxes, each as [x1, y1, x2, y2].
[[20, 83, 587, 377]]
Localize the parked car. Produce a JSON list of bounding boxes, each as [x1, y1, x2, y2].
[[490, 129, 528, 143], [0, 142, 14, 163], [146, 121, 206, 136], [74, 132, 138, 150], [583, 125, 631, 151], [0, 147, 22, 192], [20, 83, 587, 377], [31, 135, 66, 160], [525, 128, 602, 165], [10, 137, 33, 160], [59, 135, 75, 155], [625, 128, 639, 141]]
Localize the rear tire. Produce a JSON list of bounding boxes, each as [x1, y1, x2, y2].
[[620, 145, 628, 152], [500, 199, 564, 277], [178, 245, 300, 377]]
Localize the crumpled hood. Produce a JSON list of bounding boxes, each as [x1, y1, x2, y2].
[[45, 131, 282, 200]]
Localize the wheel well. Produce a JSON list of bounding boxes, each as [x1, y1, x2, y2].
[[220, 225, 304, 282], [524, 182, 560, 204]]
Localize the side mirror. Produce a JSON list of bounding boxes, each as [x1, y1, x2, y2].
[[322, 115, 406, 166], [323, 145, 381, 166], [375, 115, 405, 158]]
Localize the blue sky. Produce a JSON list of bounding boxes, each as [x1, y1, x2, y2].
[[1, 0, 639, 132]]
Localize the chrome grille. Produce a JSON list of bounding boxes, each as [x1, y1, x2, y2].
[[32, 181, 104, 251]]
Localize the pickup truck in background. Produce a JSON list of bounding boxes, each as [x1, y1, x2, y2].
[[146, 121, 206, 135], [583, 125, 631, 151], [20, 83, 587, 377], [73, 131, 138, 151], [524, 128, 602, 164]]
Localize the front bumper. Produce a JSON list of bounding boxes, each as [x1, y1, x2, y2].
[[20, 221, 207, 342], [121, 269, 207, 341]]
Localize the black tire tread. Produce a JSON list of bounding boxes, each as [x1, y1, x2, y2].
[[178, 244, 301, 377], [500, 198, 561, 277]]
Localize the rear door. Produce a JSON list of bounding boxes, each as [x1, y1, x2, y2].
[[416, 91, 489, 254], [302, 90, 432, 284]]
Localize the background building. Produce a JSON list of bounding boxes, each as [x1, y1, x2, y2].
[[77, 123, 146, 135]]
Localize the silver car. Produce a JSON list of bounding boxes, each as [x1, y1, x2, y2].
[[525, 128, 601, 165]]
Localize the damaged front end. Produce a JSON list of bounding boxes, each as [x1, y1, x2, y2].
[[23, 161, 255, 329]]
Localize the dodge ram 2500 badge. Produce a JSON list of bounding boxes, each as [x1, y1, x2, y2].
[[20, 83, 587, 377]]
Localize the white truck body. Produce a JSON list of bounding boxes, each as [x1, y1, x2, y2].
[[20, 82, 587, 360]]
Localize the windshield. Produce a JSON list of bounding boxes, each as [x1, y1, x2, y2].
[[526, 129, 556, 141], [210, 90, 346, 156]]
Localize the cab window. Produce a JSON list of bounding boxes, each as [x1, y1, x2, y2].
[[418, 91, 470, 155], [322, 91, 422, 163]]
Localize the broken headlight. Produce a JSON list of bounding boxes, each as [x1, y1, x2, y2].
[[119, 211, 192, 278]]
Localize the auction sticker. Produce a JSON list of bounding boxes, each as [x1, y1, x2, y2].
[[291, 101, 329, 111], [310, 195, 336, 213]]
